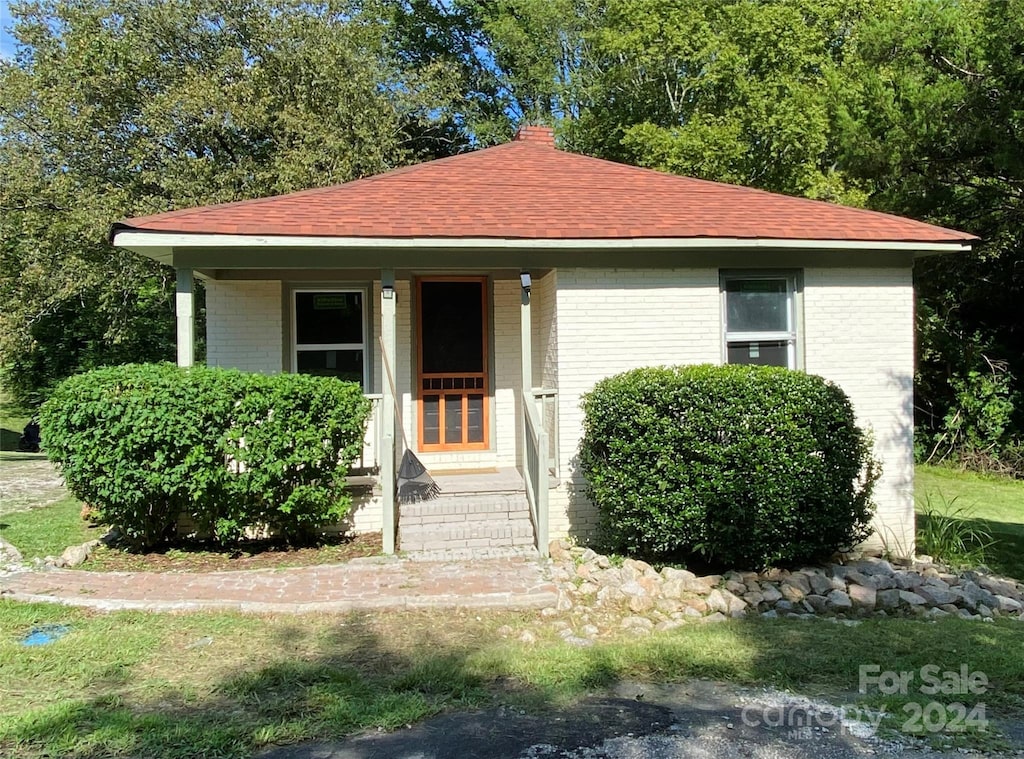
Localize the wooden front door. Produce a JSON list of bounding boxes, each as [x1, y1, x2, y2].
[[417, 277, 489, 451]]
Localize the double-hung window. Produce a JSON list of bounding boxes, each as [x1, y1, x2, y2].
[[722, 273, 798, 369], [292, 290, 367, 387]]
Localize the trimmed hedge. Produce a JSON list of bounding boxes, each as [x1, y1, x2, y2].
[[579, 365, 879, 568], [39, 363, 371, 549]]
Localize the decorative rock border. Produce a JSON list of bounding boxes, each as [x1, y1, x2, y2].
[[546, 540, 1024, 635], [0, 536, 24, 572], [0, 537, 103, 573]]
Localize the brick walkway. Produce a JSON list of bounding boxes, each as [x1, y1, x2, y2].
[[0, 555, 558, 613]]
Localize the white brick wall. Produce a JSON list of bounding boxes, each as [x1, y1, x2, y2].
[[548, 268, 722, 537], [493, 278, 523, 467], [205, 280, 283, 373], [803, 267, 916, 555], [532, 270, 559, 391], [546, 265, 917, 557]]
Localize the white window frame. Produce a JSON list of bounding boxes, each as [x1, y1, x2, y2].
[[291, 287, 369, 388], [721, 272, 799, 370]]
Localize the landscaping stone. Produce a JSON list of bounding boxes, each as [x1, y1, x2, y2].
[[807, 573, 833, 596], [706, 589, 730, 615], [780, 582, 806, 603], [659, 578, 690, 599], [826, 589, 853, 610], [916, 586, 959, 606], [848, 583, 876, 611], [893, 572, 924, 590], [852, 557, 895, 576], [0, 537, 24, 570], [803, 595, 828, 612], [897, 590, 927, 607], [541, 543, 1024, 630], [785, 573, 812, 595], [996, 595, 1023, 613], [628, 594, 655, 614], [621, 616, 654, 633], [760, 584, 783, 603], [661, 567, 696, 582], [743, 591, 764, 606], [976, 574, 1022, 599], [876, 589, 901, 610], [958, 580, 999, 611]]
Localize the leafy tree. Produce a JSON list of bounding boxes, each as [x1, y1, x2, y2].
[[0, 0, 470, 403], [459, 0, 595, 126], [567, 0, 879, 203], [837, 0, 1023, 468]]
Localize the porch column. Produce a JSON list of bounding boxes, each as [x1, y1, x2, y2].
[[380, 269, 397, 554], [520, 272, 533, 398], [175, 267, 195, 368]]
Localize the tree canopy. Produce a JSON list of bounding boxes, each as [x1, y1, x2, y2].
[[1, 0, 1020, 470]]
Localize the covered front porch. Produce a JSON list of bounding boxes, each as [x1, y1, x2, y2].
[[172, 266, 559, 556]]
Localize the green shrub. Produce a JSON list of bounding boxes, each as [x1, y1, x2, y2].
[[39, 364, 371, 549], [579, 364, 879, 568]]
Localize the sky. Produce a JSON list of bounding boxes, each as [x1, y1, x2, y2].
[[0, 1, 16, 60]]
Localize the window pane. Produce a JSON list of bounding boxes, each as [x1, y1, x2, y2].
[[295, 291, 363, 345], [467, 394, 484, 443], [726, 279, 788, 333], [727, 340, 791, 368], [444, 395, 463, 445], [296, 349, 363, 383], [422, 395, 440, 445]]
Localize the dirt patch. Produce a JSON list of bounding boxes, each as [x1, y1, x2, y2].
[[82, 532, 384, 572], [0, 454, 67, 516]]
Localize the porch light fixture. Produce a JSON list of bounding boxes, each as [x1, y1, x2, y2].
[[382, 284, 394, 299], [520, 271, 532, 293]]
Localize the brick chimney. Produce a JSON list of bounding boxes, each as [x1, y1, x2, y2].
[[513, 124, 556, 147]]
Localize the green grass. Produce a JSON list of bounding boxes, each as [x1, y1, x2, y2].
[[0, 496, 95, 560], [916, 465, 1024, 579], [1, 603, 1022, 758], [0, 391, 33, 451]]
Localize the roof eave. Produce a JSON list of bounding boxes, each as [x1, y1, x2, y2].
[[112, 229, 976, 261]]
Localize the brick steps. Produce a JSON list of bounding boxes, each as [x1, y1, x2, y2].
[[399, 491, 536, 552]]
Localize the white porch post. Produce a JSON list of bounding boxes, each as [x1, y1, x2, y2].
[[520, 273, 533, 401], [380, 269, 397, 554], [175, 267, 195, 368]]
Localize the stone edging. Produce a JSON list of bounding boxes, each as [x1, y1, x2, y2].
[[546, 540, 1024, 635]]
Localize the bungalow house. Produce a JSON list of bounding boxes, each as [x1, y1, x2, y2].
[[112, 125, 976, 558]]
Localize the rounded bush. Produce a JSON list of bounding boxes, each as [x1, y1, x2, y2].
[[39, 363, 371, 549], [579, 364, 879, 568]]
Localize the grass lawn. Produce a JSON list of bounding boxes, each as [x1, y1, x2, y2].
[[916, 465, 1024, 579], [1, 603, 1022, 758], [0, 496, 96, 560], [0, 391, 33, 451]]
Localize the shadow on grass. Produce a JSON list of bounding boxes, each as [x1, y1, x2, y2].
[[4, 609, 1024, 759], [0, 427, 25, 451]]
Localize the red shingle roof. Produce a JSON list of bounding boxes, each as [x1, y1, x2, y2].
[[116, 127, 975, 244]]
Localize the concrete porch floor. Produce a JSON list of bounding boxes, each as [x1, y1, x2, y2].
[[428, 467, 525, 495]]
